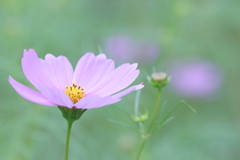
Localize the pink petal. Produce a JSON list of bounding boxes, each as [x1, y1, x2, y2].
[[75, 95, 121, 109], [8, 76, 56, 106], [22, 49, 49, 89], [36, 85, 74, 108], [22, 49, 73, 91], [87, 63, 140, 96], [112, 83, 144, 98], [73, 53, 115, 92], [44, 54, 74, 90]]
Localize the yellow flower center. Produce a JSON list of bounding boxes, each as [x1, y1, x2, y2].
[[64, 83, 85, 104]]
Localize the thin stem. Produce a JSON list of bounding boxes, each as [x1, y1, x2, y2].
[[147, 89, 161, 133], [135, 89, 162, 160], [135, 137, 147, 160], [65, 120, 74, 160]]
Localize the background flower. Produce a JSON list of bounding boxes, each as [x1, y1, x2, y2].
[[104, 35, 160, 64], [169, 59, 224, 99]]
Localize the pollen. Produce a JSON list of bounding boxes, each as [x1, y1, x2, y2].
[[64, 83, 85, 104]]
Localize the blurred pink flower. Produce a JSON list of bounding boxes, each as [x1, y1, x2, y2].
[[169, 60, 223, 99], [9, 49, 144, 109], [104, 35, 159, 64]]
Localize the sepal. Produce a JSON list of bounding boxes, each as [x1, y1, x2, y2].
[[58, 106, 86, 122]]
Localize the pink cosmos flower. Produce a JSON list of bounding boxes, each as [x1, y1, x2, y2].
[[169, 59, 223, 99], [9, 49, 144, 109], [104, 35, 160, 64]]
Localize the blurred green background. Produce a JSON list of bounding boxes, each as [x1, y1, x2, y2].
[[1, 0, 240, 160]]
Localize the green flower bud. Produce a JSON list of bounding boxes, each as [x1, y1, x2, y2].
[[132, 112, 148, 123], [150, 72, 170, 89]]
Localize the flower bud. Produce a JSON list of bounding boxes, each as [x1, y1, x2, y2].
[[132, 112, 148, 123], [150, 72, 170, 89], [151, 72, 167, 82]]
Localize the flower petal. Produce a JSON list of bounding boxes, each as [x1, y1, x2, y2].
[[73, 53, 115, 92], [87, 63, 140, 96], [22, 49, 49, 89], [22, 49, 73, 91], [44, 54, 74, 90], [112, 83, 144, 98], [36, 85, 74, 108], [75, 95, 121, 109], [8, 76, 56, 106]]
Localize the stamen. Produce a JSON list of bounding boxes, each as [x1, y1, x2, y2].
[[64, 83, 85, 104]]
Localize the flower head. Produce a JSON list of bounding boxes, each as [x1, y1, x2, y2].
[[169, 60, 223, 99], [104, 35, 160, 64], [9, 49, 144, 109]]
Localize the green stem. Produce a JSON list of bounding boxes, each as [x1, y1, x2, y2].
[[147, 89, 161, 133], [135, 137, 147, 160], [135, 89, 162, 160], [65, 120, 74, 160]]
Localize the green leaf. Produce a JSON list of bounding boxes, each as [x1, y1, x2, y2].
[[121, 99, 133, 114], [142, 70, 151, 83], [151, 100, 196, 134], [116, 105, 131, 115], [159, 100, 168, 121], [161, 116, 175, 127], [134, 90, 141, 116], [107, 119, 136, 129], [152, 66, 156, 73]]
